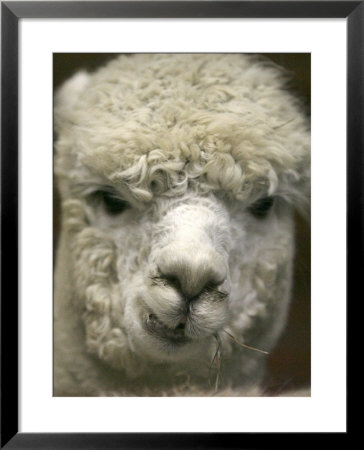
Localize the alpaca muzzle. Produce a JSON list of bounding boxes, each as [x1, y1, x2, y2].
[[144, 242, 230, 342]]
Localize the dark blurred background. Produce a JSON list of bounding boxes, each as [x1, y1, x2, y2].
[[54, 54, 311, 394]]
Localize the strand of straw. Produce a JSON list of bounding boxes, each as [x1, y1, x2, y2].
[[210, 334, 222, 392], [222, 329, 269, 355]]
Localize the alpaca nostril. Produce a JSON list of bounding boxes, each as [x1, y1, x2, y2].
[[163, 274, 181, 289]]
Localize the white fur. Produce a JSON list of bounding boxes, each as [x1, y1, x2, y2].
[[54, 54, 310, 396]]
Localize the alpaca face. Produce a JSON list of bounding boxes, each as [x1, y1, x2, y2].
[[63, 179, 293, 371], [55, 54, 309, 380]]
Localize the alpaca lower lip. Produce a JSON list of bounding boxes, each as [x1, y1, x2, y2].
[[145, 313, 190, 343]]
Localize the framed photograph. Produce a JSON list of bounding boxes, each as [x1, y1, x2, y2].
[[2, 1, 359, 447]]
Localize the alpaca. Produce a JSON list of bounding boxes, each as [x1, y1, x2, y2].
[[54, 54, 310, 396]]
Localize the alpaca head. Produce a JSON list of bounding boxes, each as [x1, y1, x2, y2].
[[54, 54, 310, 380]]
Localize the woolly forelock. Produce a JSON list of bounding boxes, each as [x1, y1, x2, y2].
[[54, 54, 310, 215]]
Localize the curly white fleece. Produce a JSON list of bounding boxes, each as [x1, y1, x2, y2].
[[54, 54, 310, 396]]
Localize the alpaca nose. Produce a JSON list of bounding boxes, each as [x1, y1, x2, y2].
[[156, 245, 227, 299]]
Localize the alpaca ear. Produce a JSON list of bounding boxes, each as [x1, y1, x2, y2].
[[54, 71, 90, 134]]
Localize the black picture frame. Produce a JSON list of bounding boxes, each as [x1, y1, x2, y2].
[[1, 1, 359, 448]]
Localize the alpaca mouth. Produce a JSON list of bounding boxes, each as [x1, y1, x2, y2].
[[145, 313, 190, 344]]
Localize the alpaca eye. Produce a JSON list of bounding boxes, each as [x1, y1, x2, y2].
[[248, 196, 274, 219], [97, 191, 129, 215]]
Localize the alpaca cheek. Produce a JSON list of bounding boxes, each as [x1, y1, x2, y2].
[[63, 212, 137, 367], [71, 227, 117, 302], [227, 216, 294, 339]]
